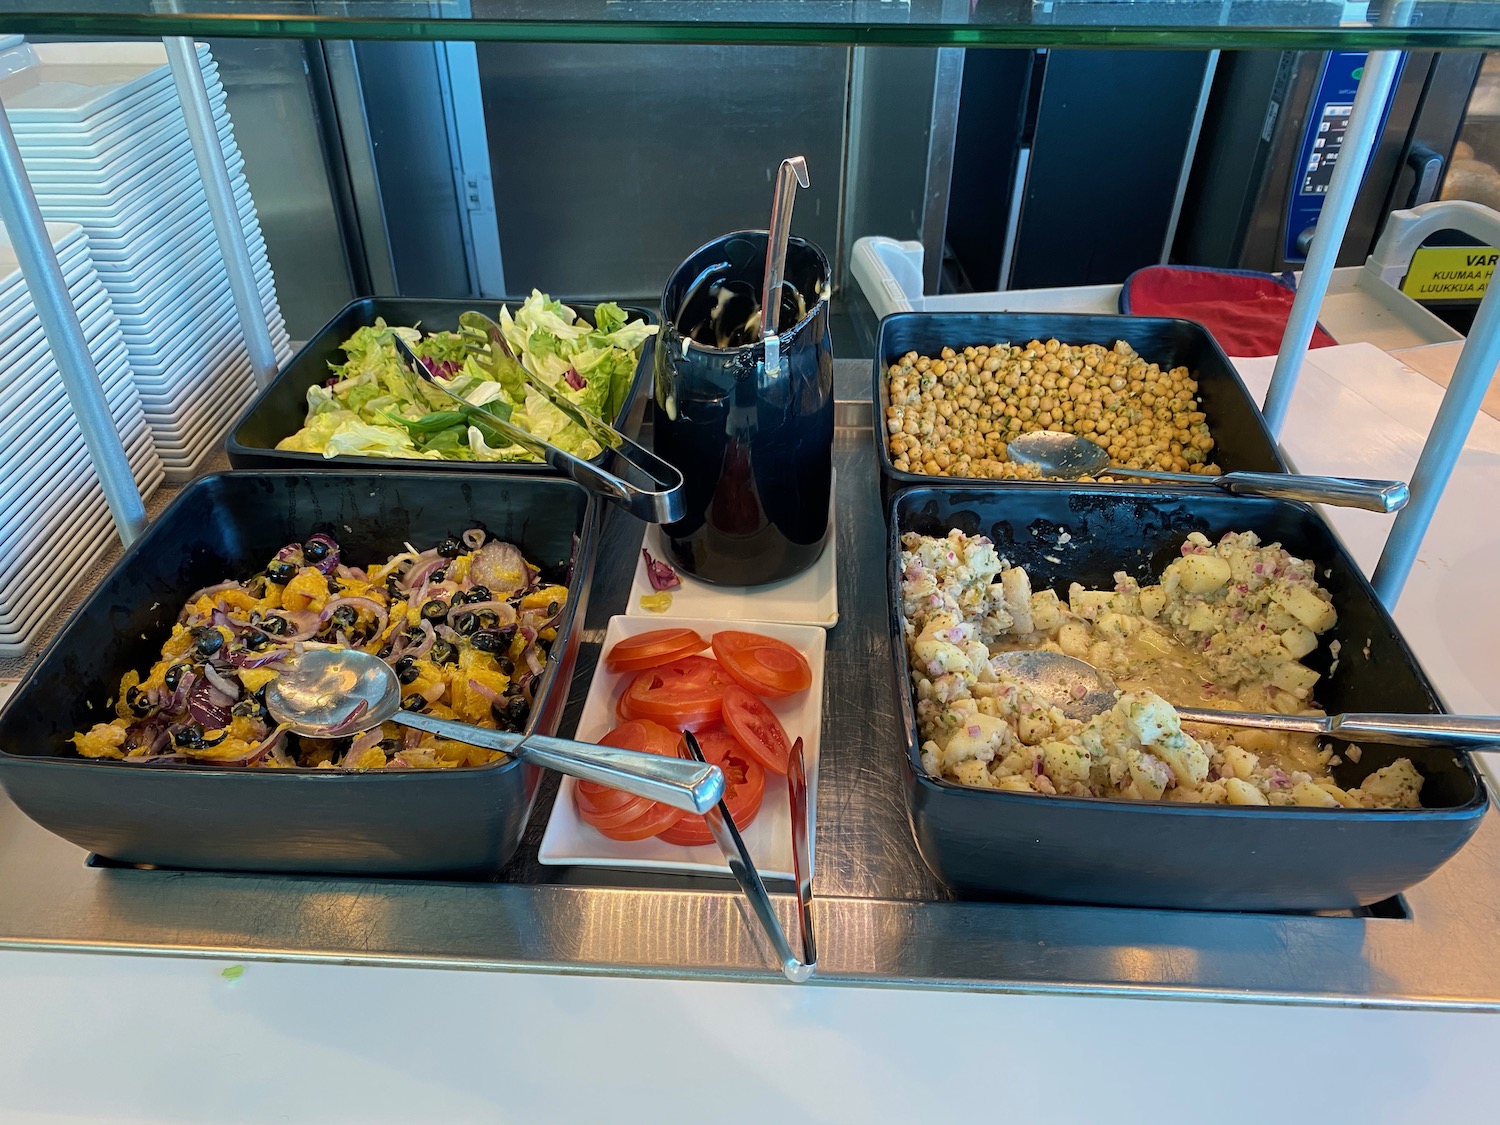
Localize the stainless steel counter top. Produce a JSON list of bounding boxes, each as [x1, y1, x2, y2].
[[2, 403, 1499, 1010]]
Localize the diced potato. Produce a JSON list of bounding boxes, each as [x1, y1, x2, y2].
[[1126, 749, 1172, 799], [1290, 780, 1341, 808], [1176, 554, 1232, 595], [1221, 745, 1259, 781], [1001, 567, 1033, 634], [1185, 603, 1220, 632], [1042, 740, 1092, 782], [1057, 620, 1092, 657], [950, 759, 994, 788], [1280, 626, 1318, 659], [1224, 777, 1269, 805], [1069, 588, 1113, 620], [1270, 661, 1320, 698], [1030, 589, 1064, 632], [1275, 585, 1337, 633], [1095, 612, 1138, 641], [1138, 586, 1167, 620]]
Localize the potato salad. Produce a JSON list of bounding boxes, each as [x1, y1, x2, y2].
[[898, 529, 1422, 808]]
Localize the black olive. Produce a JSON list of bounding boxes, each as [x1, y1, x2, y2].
[[246, 575, 267, 598], [452, 612, 478, 636], [547, 600, 560, 616], [430, 567, 448, 584], [244, 630, 270, 651], [437, 536, 462, 558], [330, 605, 358, 629], [395, 657, 419, 685], [467, 584, 491, 603], [491, 703, 517, 730], [163, 663, 191, 692], [260, 615, 289, 637], [378, 738, 401, 753], [325, 576, 342, 595], [404, 626, 426, 645], [267, 561, 297, 583], [173, 722, 204, 748], [385, 575, 403, 598], [377, 643, 393, 659], [252, 683, 269, 704], [304, 539, 332, 565], [193, 627, 223, 657], [497, 655, 514, 676], [429, 640, 457, 665], [401, 693, 428, 713], [126, 686, 156, 718], [475, 610, 499, 631], [470, 629, 506, 653], [420, 599, 447, 621], [506, 696, 528, 724]]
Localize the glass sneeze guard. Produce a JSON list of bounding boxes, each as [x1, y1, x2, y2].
[[3, 0, 1500, 49]]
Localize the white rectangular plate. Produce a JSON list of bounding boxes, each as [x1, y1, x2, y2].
[[625, 471, 839, 629], [537, 615, 825, 879]]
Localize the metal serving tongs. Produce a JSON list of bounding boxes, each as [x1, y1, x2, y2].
[[391, 328, 685, 524], [684, 730, 817, 983]]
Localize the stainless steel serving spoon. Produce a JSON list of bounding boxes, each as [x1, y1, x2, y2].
[[1004, 430, 1410, 513], [265, 648, 724, 813], [992, 649, 1500, 747]]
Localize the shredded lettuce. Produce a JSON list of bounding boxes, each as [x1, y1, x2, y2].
[[275, 297, 655, 462]]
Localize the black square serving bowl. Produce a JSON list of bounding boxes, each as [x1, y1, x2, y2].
[[0, 471, 599, 879], [872, 312, 1287, 510], [889, 485, 1489, 912], [226, 296, 656, 472]]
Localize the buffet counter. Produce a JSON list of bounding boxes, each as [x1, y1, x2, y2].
[[1, 359, 1498, 1123]]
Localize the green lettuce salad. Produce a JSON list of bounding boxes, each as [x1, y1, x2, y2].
[[276, 291, 656, 462]]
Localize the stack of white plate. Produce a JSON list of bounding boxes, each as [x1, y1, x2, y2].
[[0, 39, 292, 480], [0, 220, 163, 656]]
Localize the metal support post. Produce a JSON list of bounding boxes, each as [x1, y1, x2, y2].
[[0, 98, 146, 546], [164, 37, 278, 388], [1371, 280, 1500, 607], [1260, 47, 1403, 436]]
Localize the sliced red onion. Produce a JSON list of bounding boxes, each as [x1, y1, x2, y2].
[[406, 619, 436, 659], [467, 677, 506, 708], [461, 528, 486, 551], [187, 678, 233, 730], [267, 736, 295, 768], [270, 609, 322, 641], [470, 541, 529, 597], [185, 580, 244, 605], [564, 365, 586, 391], [403, 555, 447, 594], [434, 624, 461, 646], [222, 646, 292, 670], [417, 678, 446, 704], [346, 728, 385, 764], [305, 533, 341, 575], [642, 548, 681, 591], [319, 595, 390, 638], [202, 664, 241, 702]]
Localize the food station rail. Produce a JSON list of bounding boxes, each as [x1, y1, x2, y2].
[[1, 406, 1498, 1012]]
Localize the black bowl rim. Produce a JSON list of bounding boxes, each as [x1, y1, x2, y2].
[[0, 469, 600, 784], [658, 229, 831, 356], [225, 294, 659, 468], [886, 482, 1491, 820], [869, 310, 1288, 491]]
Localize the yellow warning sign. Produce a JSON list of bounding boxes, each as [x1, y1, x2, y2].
[[1400, 245, 1498, 300]]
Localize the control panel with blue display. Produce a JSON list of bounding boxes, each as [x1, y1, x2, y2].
[[1284, 50, 1405, 263]]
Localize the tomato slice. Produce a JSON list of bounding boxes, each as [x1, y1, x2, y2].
[[605, 628, 708, 673], [720, 684, 793, 775], [623, 668, 724, 731], [573, 719, 686, 841], [686, 727, 742, 765], [711, 631, 812, 698], [659, 742, 766, 846]]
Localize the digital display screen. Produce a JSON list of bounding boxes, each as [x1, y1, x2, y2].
[[1300, 103, 1353, 195]]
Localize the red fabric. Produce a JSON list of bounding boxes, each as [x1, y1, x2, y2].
[[1124, 266, 1339, 358]]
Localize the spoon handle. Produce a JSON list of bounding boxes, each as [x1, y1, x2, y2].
[[392, 711, 724, 813], [1214, 471, 1409, 513], [1174, 706, 1500, 747]]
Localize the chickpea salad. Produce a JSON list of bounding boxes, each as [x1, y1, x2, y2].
[[884, 338, 1222, 481], [899, 528, 1422, 809], [72, 530, 568, 770]]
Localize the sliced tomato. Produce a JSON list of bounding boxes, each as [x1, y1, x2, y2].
[[573, 719, 686, 841], [655, 655, 732, 689], [720, 684, 793, 775], [623, 668, 723, 731], [659, 743, 767, 846], [605, 628, 708, 673], [711, 631, 812, 698], [686, 727, 742, 765]]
